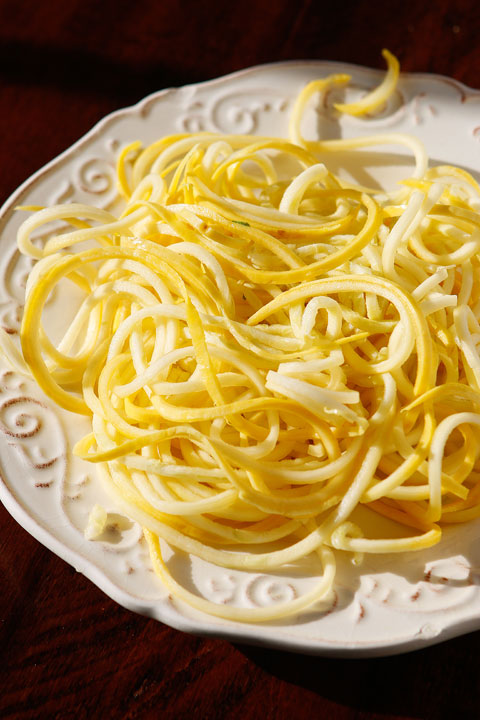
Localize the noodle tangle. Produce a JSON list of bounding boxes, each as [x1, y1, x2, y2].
[[5, 53, 480, 622]]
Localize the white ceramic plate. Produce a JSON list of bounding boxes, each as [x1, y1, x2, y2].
[[2, 61, 480, 658]]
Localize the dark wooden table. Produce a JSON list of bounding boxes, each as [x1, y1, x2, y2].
[[2, 1, 480, 718]]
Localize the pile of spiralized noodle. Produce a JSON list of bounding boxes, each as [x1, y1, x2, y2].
[[6, 50, 480, 622]]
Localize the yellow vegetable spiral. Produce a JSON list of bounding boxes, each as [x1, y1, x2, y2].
[[5, 52, 480, 622]]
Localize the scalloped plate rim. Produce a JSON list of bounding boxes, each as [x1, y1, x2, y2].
[[3, 462, 480, 658], [1, 58, 479, 223]]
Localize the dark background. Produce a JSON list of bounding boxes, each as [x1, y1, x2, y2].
[[2, 1, 480, 718]]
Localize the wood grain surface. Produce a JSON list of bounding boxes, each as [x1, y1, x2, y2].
[[2, 1, 480, 718]]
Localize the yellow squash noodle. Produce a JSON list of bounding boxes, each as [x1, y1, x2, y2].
[[5, 52, 480, 622]]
